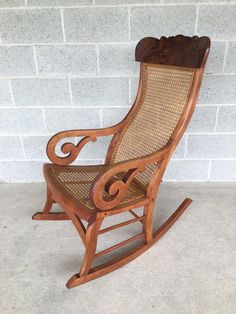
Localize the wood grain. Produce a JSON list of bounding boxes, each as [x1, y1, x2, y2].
[[135, 35, 210, 68]]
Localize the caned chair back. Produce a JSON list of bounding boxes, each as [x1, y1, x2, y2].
[[106, 35, 210, 188]]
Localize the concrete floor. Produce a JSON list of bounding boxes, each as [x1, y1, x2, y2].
[[0, 182, 235, 314]]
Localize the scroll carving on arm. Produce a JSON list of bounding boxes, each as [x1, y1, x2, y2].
[[46, 126, 120, 166], [91, 142, 173, 211]]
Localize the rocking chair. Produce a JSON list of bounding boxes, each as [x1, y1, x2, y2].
[[32, 35, 211, 288]]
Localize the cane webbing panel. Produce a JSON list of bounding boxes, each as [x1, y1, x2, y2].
[[51, 164, 146, 210], [110, 63, 195, 187]]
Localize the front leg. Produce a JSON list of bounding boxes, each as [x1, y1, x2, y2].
[[66, 216, 104, 288], [32, 186, 69, 220]]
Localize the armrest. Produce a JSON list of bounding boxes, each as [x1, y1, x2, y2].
[[46, 125, 119, 166], [91, 141, 174, 210]]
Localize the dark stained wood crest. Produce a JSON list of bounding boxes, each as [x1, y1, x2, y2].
[[135, 35, 211, 68]]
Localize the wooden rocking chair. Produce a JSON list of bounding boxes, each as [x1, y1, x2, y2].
[[32, 35, 210, 288]]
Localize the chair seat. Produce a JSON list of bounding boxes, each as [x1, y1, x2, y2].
[[44, 163, 146, 219]]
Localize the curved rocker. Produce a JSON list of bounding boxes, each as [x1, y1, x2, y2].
[[66, 198, 192, 288], [32, 35, 210, 288]]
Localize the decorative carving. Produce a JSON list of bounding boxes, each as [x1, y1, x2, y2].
[[47, 136, 97, 166], [135, 35, 211, 68], [46, 126, 119, 166], [92, 166, 146, 211], [91, 142, 173, 210]]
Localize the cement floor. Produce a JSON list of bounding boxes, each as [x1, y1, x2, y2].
[[0, 182, 235, 314]]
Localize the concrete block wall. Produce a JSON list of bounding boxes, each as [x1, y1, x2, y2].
[[0, 0, 235, 182]]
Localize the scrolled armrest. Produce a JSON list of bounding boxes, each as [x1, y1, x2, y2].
[[91, 142, 173, 210], [46, 126, 119, 166]]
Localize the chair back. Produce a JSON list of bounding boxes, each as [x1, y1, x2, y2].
[[106, 35, 211, 189]]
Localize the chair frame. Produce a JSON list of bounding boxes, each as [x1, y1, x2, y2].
[[32, 35, 210, 288]]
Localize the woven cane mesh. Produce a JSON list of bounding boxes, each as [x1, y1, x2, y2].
[[110, 63, 195, 187], [51, 165, 145, 210]]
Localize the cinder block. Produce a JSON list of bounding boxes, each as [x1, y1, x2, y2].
[[0, 80, 12, 106], [36, 45, 97, 76], [99, 44, 139, 75], [0, 46, 35, 76], [71, 77, 129, 106], [0, 0, 24, 6], [22, 136, 49, 160], [12, 79, 71, 107], [0, 137, 24, 160], [197, 5, 236, 40], [97, 0, 227, 2], [75, 159, 104, 165], [216, 106, 236, 132], [95, 0, 160, 3], [64, 7, 128, 42], [0, 109, 45, 135], [165, 0, 224, 2], [211, 160, 236, 182], [0, 161, 44, 182], [199, 75, 236, 104], [130, 5, 196, 40], [164, 160, 209, 181], [44, 108, 100, 133], [0, 9, 62, 43], [187, 106, 217, 133], [172, 136, 185, 159], [224, 42, 236, 73], [205, 41, 226, 74], [28, 0, 92, 5], [186, 134, 236, 159], [101, 107, 130, 128], [130, 77, 139, 104], [79, 136, 112, 160], [22, 135, 76, 160]]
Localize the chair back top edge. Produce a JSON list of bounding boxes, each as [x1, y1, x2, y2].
[[135, 35, 211, 69]]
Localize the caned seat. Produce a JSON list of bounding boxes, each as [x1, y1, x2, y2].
[[44, 163, 146, 213], [32, 35, 211, 288]]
